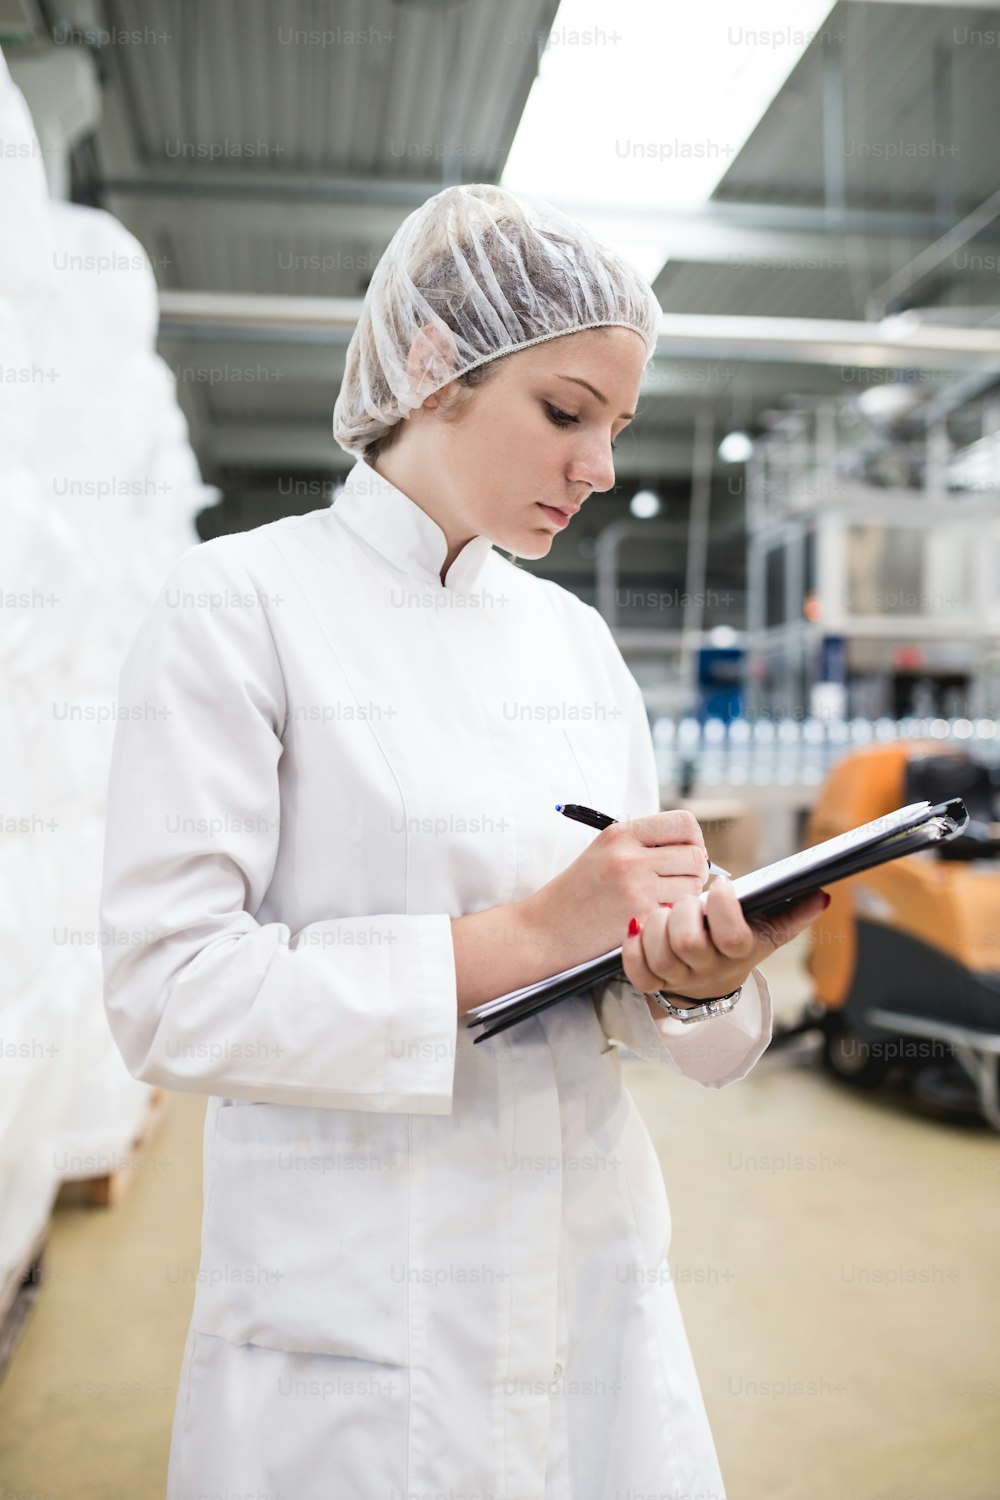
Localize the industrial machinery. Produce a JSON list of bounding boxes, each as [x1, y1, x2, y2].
[[775, 742, 1000, 1128]]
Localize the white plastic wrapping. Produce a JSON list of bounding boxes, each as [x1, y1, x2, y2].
[[0, 44, 218, 1283]]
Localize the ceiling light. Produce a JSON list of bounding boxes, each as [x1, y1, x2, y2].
[[502, 0, 837, 276], [718, 431, 754, 463], [708, 626, 740, 647], [855, 384, 924, 423], [630, 488, 661, 518], [879, 310, 923, 337]]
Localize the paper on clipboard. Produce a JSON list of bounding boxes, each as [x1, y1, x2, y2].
[[728, 797, 966, 915], [465, 796, 969, 1042]]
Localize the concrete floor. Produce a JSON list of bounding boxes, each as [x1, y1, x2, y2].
[[1, 934, 998, 1499]]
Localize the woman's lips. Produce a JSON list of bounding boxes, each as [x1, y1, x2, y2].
[[537, 503, 572, 529]]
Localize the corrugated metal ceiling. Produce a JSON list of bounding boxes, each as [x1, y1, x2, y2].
[[104, 0, 550, 182], [718, 0, 1000, 211], [76, 0, 1000, 485]]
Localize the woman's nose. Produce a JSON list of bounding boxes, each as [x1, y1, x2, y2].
[[567, 435, 616, 494]]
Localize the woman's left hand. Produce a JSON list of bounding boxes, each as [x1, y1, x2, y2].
[[621, 877, 830, 1004]]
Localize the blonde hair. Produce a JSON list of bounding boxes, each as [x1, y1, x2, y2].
[[333, 182, 659, 458]]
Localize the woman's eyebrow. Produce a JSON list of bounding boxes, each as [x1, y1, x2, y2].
[[553, 374, 635, 420]]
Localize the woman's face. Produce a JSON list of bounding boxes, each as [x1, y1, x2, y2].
[[387, 326, 649, 563]]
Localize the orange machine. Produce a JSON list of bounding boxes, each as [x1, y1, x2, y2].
[[778, 741, 1000, 1126]]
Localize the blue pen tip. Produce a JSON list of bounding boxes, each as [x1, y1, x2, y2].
[[555, 804, 562, 811]]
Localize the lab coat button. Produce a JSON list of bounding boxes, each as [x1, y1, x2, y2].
[[553, 1362, 563, 1379]]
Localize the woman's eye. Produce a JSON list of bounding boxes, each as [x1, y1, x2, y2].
[[545, 401, 618, 451]]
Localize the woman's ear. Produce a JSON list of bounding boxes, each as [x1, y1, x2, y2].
[[406, 320, 460, 407]]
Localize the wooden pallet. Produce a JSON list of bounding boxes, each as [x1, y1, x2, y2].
[[0, 1222, 48, 1384], [56, 1087, 171, 1209]]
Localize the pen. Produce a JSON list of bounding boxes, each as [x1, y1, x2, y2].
[[555, 803, 732, 878]]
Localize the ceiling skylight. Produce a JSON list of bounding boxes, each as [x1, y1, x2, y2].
[[502, 0, 838, 281]]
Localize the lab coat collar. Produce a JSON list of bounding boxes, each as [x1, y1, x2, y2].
[[333, 458, 496, 593]]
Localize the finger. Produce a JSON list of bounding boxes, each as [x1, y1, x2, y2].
[[650, 893, 712, 973], [748, 888, 831, 961], [653, 871, 707, 907], [654, 843, 709, 881], [626, 808, 706, 855], [628, 902, 749, 1004], [621, 912, 690, 995], [703, 877, 757, 961]]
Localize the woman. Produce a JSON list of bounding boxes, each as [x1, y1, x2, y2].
[[99, 183, 826, 1499]]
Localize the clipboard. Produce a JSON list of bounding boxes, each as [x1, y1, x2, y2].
[[465, 796, 969, 1043]]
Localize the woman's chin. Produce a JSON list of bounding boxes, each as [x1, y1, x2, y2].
[[513, 529, 556, 559]]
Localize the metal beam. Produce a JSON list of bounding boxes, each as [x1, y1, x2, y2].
[[159, 291, 364, 333], [866, 183, 1000, 319], [158, 338, 855, 406], [654, 312, 1000, 368], [159, 291, 1000, 369], [679, 410, 715, 699], [821, 28, 847, 231], [104, 174, 1000, 271], [106, 168, 1000, 235]]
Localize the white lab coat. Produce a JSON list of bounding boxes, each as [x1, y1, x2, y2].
[[99, 457, 773, 1500]]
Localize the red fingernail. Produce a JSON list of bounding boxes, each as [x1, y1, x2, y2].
[[628, 916, 641, 937], [820, 891, 832, 910]]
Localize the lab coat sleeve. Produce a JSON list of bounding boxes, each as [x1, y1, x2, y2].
[[99, 539, 459, 1115], [584, 608, 772, 1088]]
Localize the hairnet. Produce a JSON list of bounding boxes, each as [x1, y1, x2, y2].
[[332, 182, 660, 457]]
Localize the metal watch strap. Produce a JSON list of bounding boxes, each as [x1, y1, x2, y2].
[[649, 985, 744, 1024]]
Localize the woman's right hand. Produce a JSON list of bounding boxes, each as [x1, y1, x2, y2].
[[523, 811, 711, 968]]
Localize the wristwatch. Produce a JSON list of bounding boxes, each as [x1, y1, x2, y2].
[[649, 985, 744, 1025]]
